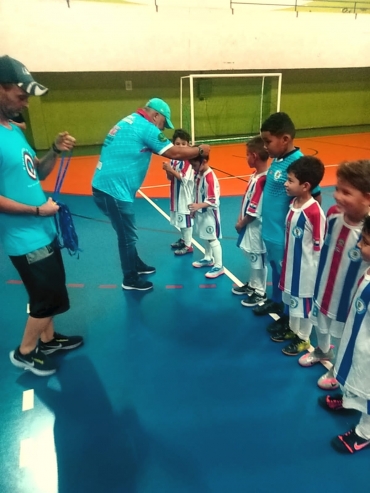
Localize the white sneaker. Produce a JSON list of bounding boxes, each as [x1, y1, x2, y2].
[[205, 266, 225, 279], [298, 345, 334, 367], [192, 258, 214, 268], [317, 369, 339, 390]]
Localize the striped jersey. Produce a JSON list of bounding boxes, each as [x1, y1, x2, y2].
[[169, 159, 195, 214], [237, 171, 267, 253], [313, 205, 367, 322], [194, 167, 220, 212], [279, 197, 326, 297], [335, 269, 370, 402]]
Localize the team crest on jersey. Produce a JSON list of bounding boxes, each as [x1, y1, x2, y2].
[[206, 226, 214, 234], [290, 297, 299, 309], [348, 248, 361, 262], [274, 170, 282, 181], [250, 253, 257, 263], [292, 226, 303, 239], [158, 132, 167, 142], [177, 214, 183, 223], [355, 297, 366, 315], [23, 150, 37, 180], [312, 305, 319, 317]]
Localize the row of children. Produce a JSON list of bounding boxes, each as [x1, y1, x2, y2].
[[232, 112, 370, 455], [165, 113, 370, 454]]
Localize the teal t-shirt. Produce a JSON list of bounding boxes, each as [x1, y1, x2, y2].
[[92, 111, 173, 202], [261, 148, 320, 246], [0, 125, 56, 256]]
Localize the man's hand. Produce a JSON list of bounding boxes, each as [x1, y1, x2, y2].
[[54, 131, 76, 152], [39, 197, 60, 216], [198, 144, 210, 157]]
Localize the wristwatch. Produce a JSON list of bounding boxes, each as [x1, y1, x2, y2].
[[198, 146, 204, 157]]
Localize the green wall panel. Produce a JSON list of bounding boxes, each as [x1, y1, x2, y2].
[[28, 68, 370, 150]]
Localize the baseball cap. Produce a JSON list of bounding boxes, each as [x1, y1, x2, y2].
[[146, 98, 174, 129], [0, 55, 48, 96]]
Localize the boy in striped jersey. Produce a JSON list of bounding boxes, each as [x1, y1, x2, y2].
[[299, 160, 370, 390], [319, 214, 370, 454], [188, 156, 224, 279], [271, 156, 326, 355], [232, 136, 269, 307], [163, 129, 194, 255]]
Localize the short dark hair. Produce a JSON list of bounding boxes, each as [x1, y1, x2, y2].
[[261, 112, 296, 138], [287, 156, 325, 191], [172, 128, 191, 144], [336, 160, 370, 194], [247, 136, 269, 161], [362, 214, 370, 236]]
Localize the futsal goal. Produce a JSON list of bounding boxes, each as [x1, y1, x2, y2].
[[180, 73, 282, 144]]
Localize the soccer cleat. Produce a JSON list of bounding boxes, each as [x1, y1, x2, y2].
[[192, 258, 214, 268], [282, 335, 310, 356], [137, 264, 156, 275], [253, 299, 284, 316], [170, 238, 185, 249], [232, 283, 255, 296], [270, 327, 295, 342], [241, 292, 267, 307], [9, 346, 57, 376], [266, 315, 290, 334], [122, 279, 153, 291], [205, 266, 225, 279], [318, 370, 339, 390], [318, 394, 345, 412], [39, 332, 84, 355], [174, 245, 193, 256], [332, 429, 370, 454], [298, 345, 334, 367]]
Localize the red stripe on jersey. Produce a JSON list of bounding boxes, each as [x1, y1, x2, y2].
[[247, 175, 266, 215], [320, 225, 350, 315]]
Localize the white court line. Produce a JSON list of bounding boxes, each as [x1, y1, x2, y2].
[[22, 389, 34, 411], [140, 188, 332, 363]]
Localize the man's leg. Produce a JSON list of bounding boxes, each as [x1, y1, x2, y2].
[[20, 315, 53, 354]]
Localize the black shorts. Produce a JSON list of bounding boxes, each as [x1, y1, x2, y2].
[[10, 241, 70, 318]]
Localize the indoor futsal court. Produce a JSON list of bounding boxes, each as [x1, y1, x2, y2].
[[1, 133, 370, 493]]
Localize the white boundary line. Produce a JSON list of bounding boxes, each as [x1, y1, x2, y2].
[[139, 188, 333, 366]]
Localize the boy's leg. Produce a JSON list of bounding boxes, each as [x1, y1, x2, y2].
[[249, 253, 267, 296], [181, 226, 193, 248], [209, 239, 222, 268]]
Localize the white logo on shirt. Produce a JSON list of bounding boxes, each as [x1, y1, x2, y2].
[[23, 150, 37, 180], [274, 170, 282, 181], [348, 248, 361, 262], [292, 227, 303, 239], [355, 297, 366, 315]]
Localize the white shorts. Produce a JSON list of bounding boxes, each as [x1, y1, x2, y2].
[[170, 211, 193, 229], [340, 386, 370, 415], [194, 209, 222, 240], [282, 292, 312, 318], [245, 251, 266, 270], [309, 303, 345, 338]]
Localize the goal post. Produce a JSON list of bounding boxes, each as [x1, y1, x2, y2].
[[180, 73, 282, 145]]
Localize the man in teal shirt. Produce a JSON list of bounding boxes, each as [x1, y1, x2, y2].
[[0, 55, 83, 376], [92, 98, 210, 291]]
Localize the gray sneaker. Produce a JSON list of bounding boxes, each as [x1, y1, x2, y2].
[[298, 345, 334, 367]]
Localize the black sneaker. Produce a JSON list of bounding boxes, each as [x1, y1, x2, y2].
[[232, 283, 255, 296], [266, 315, 290, 334], [253, 299, 284, 316], [241, 292, 267, 307], [332, 429, 370, 454], [270, 327, 295, 342], [137, 264, 156, 275], [122, 278, 153, 291], [171, 238, 185, 249], [9, 346, 57, 376], [39, 332, 84, 355]]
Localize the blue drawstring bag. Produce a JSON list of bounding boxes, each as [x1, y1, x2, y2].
[[53, 151, 81, 256]]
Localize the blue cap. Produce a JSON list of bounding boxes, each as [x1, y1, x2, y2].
[[146, 98, 174, 129]]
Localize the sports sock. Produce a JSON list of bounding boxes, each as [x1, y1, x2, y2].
[[209, 239, 222, 268], [181, 227, 192, 247]]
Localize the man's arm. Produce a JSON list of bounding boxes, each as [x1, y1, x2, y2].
[[162, 144, 210, 161], [0, 196, 59, 216], [36, 131, 76, 180]]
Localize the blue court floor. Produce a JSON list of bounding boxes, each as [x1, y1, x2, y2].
[[0, 187, 369, 493]]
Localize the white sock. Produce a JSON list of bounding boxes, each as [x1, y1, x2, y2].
[[181, 227, 192, 247], [210, 239, 222, 268], [315, 328, 331, 353], [249, 267, 267, 296], [356, 413, 370, 440], [204, 241, 213, 261], [297, 318, 312, 340]]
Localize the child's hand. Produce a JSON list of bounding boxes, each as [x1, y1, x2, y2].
[[188, 203, 199, 213], [235, 220, 243, 233], [162, 161, 171, 171]]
